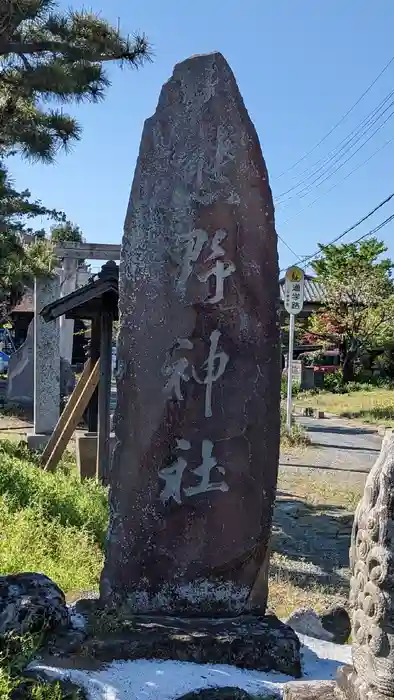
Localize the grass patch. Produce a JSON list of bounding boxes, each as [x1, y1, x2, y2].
[[277, 468, 363, 510], [268, 563, 343, 619], [295, 387, 394, 426], [280, 409, 311, 451], [0, 440, 107, 594], [0, 441, 108, 547]]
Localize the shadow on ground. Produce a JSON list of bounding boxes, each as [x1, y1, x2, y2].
[[271, 489, 353, 596]]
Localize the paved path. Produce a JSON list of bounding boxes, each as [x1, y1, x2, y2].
[[280, 415, 382, 474]]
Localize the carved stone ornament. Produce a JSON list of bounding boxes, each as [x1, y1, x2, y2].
[[340, 429, 394, 699]]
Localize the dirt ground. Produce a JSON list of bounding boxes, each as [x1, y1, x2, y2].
[[269, 465, 365, 618]]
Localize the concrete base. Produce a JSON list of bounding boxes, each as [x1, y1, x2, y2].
[[76, 432, 115, 481], [27, 434, 51, 451]]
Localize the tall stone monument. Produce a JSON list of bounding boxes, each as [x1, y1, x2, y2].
[[101, 52, 280, 615]]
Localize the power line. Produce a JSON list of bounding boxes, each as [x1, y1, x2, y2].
[[279, 191, 394, 272], [275, 53, 394, 180], [277, 90, 394, 203], [279, 134, 394, 226], [278, 234, 299, 258], [351, 212, 394, 245]]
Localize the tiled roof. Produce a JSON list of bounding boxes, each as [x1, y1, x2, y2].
[[279, 274, 325, 304]]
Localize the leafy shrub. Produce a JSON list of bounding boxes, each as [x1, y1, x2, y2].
[[0, 497, 103, 593], [0, 440, 106, 594], [280, 374, 301, 399], [0, 441, 108, 546]]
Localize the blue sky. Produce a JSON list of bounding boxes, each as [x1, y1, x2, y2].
[[10, 0, 394, 272]]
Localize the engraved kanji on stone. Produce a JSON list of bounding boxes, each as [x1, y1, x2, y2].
[[178, 229, 208, 286], [158, 439, 229, 504], [206, 230, 227, 261], [158, 439, 191, 504], [198, 260, 236, 304], [162, 338, 193, 401], [184, 439, 229, 497], [178, 228, 236, 304], [192, 329, 229, 418]]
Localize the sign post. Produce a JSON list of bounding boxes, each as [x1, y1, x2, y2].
[[284, 266, 305, 431]]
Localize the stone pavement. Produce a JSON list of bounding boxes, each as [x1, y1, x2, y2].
[[281, 416, 382, 474]]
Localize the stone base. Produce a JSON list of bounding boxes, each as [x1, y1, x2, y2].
[[336, 665, 389, 700], [68, 605, 301, 677], [27, 433, 51, 451], [283, 681, 336, 700], [75, 432, 116, 480]]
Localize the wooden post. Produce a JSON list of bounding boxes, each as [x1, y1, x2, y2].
[[41, 358, 92, 465], [43, 360, 100, 472], [87, 316, 100, 432], [96, 307, 113, 484]]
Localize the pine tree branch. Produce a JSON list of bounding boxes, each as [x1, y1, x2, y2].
[[0, 38, 149, 64]]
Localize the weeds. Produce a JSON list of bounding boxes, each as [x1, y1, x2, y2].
[[0, 632, 84, 699], [0, 441, 108, 547], [0, 440, 106, 594], [280, 409, 311, 450]]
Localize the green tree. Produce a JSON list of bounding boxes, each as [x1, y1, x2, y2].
[[0, 0, 150, 161], [305, 238, 394, 382], [0, 161, 58, 323], [50, 220, 83, 244], [0, 1, 149, 322]]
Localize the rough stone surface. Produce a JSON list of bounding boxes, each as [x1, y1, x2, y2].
[[61, 610, 301, 677], [0, 573, 69, 637], [286, 608, 334, 642], [101, 52, 280, 615], [336, 665, 388, 700], [177, 689, 276, 700], [6, 320, 35, 406], [283, 681, 336, 700], [345, 430, 394, 698], [320, 605, 351, 645], [33, 276, 61, 436], [7, 320, 75, 409]]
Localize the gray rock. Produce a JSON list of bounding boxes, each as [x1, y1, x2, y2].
[[101, 51, 280, 616], [320, 605, 350, 645], [286, 608, 334, 642], [283, 681, 336, 700], [0, 572, 69, 637], [7, 320, 75, 408], [177, 689, 277, 700]]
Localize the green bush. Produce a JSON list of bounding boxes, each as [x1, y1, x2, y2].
[[0, 441, 108, 546], [0, 497, 103, 593], [0, 440, 107, 595], [280, 374, 301, 399]]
